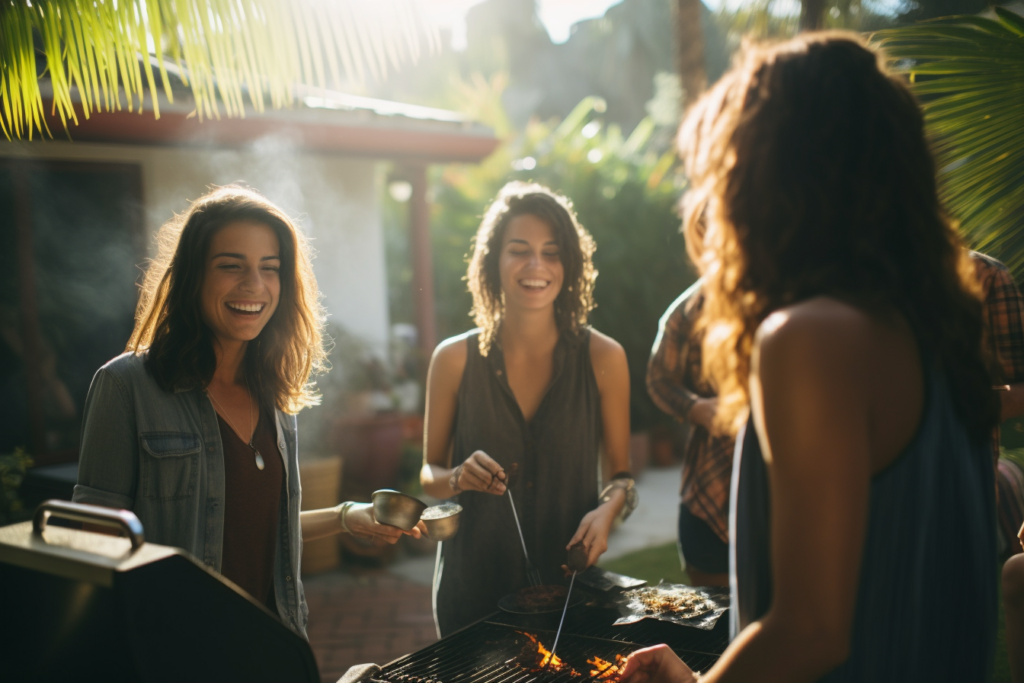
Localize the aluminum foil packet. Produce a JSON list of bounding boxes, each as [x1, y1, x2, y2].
[[613, 583, 730, 631]]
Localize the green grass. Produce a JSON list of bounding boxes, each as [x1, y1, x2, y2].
[[599, 541, 690, 586], [600, 542, 1012, 680]]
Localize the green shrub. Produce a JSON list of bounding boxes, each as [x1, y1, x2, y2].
[[0, 448, 34, 526]]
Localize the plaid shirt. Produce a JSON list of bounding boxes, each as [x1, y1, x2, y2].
[[647, 279, 734, 543], [973, 252, 1024, 465], [973, 252, 1024, 385]]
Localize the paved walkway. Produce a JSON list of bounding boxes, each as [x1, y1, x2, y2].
[[305, 465, 683, 683], [304, 569, 437, 683]]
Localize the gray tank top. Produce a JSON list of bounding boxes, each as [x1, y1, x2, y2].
[[731, 367, 997, 680], [433, 329, 602, 636]]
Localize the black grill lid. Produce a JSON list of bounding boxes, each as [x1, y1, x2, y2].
[[0, 501, 319, 683]]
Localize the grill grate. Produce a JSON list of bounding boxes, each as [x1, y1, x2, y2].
[[487, 604, 730, 656], [556, 617, 730, 656], [375, 620, 722, 683]]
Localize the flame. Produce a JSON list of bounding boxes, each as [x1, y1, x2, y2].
[[516, 634, 581, 675], [516, 634, 573, 671], [587, 654, 627, 679], [515, 631, 627, 679]]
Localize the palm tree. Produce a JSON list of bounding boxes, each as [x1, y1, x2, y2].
[[874, 8, 1024, 276], [0, 0, 435, 140]]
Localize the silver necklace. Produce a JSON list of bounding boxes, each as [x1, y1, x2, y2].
[[208, 377, 265, 471]]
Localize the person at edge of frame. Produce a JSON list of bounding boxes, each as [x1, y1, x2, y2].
[[617, 32, 998, 682]]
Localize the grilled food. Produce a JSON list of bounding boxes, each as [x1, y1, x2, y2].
[[514, 585, 568, 611], [623, 586, 714, 619]]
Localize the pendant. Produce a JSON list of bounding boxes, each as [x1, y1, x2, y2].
[[254, 450, 265, 471]]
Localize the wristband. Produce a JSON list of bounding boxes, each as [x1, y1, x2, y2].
[[599, 475, 638, 521]]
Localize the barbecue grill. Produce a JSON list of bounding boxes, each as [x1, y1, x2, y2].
[[371, 576, 729, 683], [0, 500, 320, 683]]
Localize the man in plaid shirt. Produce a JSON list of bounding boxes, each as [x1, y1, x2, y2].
[[973, 251, 1024, 555], [974, 251, 1024, 683], [647, 278, 732, 587]]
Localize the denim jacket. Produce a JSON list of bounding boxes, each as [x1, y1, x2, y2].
[[72, 352, 308, 638]]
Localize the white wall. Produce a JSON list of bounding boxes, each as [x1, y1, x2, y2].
[[0, 139, 391, 352]]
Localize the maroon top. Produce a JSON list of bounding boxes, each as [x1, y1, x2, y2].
[[217, 408, 283, 609]]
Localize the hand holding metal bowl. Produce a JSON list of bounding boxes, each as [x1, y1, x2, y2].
[[371, 489, 427, 531], [421, 503, 463, 541]]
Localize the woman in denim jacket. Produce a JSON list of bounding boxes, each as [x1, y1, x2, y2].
[[73, 186, 423, 638]]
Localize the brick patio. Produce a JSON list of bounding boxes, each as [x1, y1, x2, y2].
[[304, 568, 438, 683]]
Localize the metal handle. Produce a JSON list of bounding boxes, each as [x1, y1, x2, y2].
[[33, 499, 145, 551]]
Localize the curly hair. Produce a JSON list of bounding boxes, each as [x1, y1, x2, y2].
[[127, 185, 327, 414], [467, 182, 597, 355], [679, 32, 997, 441]]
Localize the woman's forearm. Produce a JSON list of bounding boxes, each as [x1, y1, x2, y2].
[[601, 487, 626, 518], [421, 463, 458, 499], [300, 505, 343, 542], [701, 613, 848, 683]]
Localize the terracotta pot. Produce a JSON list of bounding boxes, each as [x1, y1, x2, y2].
[[331, 412, 405, 499], [298, 457, 344, 575], [401, 414, 425, 444]]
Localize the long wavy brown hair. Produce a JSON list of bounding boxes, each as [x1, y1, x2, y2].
[[679, 32, 997, 441], [467, 182, 597, 355], [127, 186, 326, 414]]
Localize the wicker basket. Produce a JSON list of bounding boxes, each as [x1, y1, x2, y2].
[[299, 456, 343, 575]]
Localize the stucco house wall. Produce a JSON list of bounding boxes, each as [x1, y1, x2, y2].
[[0, 140, 390, 352]]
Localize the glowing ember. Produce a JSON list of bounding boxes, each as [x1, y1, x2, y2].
[[587, 654, 627, 679], [517, 631, 580, 674]]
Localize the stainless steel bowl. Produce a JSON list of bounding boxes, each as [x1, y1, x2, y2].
[[371, 489, 427, 531], [421, 503, 462, 541]]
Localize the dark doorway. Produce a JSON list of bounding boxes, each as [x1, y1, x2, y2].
[[0, 159, 143, 465]]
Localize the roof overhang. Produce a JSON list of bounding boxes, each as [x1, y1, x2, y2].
[[39, 91, 500, 164]]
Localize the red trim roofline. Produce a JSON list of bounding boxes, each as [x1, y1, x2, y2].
[[40, 104, 500, 164]]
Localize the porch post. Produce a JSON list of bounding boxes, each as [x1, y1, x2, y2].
[[406, 163, 437, 365]]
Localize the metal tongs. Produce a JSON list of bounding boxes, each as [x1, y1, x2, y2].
[[501, 464, 542, 587], [551, 542, 589, 662]]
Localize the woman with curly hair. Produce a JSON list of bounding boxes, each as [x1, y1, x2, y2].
[[618, 33, 998, 682], [421, 182, 633, 635], [73, 186, 423, 638]]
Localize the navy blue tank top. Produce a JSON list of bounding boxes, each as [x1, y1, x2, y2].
[[731, 368, 997, 680]]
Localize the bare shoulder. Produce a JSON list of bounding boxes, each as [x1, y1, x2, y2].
[[588, 328, 629, 388], [429, 332, 472, 386], [755, 298, 873, 374], [588, 328, 627, 366]]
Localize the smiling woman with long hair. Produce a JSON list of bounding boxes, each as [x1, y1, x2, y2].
[[617, 33, 998, 683], [73, 186, 423, 637], [420, 182, 634, 636]]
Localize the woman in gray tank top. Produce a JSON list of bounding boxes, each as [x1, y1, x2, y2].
[[420, 182, 635, 636], [617, 34, 998, 682]]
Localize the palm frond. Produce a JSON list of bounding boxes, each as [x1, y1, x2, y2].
[[873, 9, 1024, 277], [0, 0, 438, 140]]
